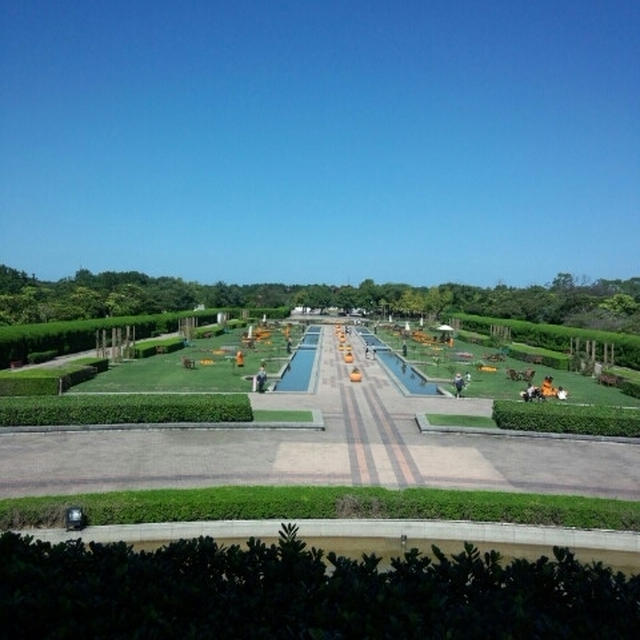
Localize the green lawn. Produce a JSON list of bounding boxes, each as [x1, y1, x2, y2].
[[378, 328, 640, 407], [72, 325, 305, 394], [426, 414, 497, 428], [253, 409, 314, 422]]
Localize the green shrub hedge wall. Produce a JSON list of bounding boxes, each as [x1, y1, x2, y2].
[[0, 393, 252, 425], [3, 486, 640, 532], [133, 337, 185, 358], [452, 312, 640, 370], [26, 350, 58, 364], [0, 372, 60, 396], [73, 357, 109, 373], [621, 380, 640, 399], [5, 527, 639, 639], [492, 400, 640, 437], [456, 329, 492, 346], [0, 364, 98, 397], [507, 343, 571, 370], [0, 308, 291, 370], [194, 324, 225, 339]]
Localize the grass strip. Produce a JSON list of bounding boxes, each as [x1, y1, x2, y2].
[[426, 414, 497, 428], [2, 486, 639, 532], [252, 409, 314, 422]]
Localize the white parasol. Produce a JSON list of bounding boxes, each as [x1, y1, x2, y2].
[[437, 324, 455, 332]]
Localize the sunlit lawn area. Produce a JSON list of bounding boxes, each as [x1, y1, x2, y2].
[[253, 410, 314, 422], [426, 414, 497, 428], [377, 328, 640, 407], [72, 325, 305, 394]]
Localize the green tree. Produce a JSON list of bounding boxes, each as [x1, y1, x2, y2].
[[67, 286, 107, 319], [105, 284, 153, 317], [599, 293, 639, 315], [334, 286, 358, 313]]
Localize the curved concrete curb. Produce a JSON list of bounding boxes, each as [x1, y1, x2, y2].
[[0, 409, 325, 435], [415, 414, 640, 445], [12, 519, 640, 554]]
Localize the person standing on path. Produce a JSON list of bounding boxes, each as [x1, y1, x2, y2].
[[454, 372, 465, 398]]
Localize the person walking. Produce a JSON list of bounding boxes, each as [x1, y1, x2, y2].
[[454, 372, 465, 398]]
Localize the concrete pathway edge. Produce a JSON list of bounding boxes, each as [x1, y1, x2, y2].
[[12, 519, 640, 553], [415, 414, 640, 445], [0, 409, 325, 434]]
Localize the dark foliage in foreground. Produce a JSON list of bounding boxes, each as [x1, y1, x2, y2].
[[2, 525, 639, 639]]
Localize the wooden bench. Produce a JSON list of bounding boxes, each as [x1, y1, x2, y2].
[[598, 373, 618, 387], [181, 357, 196, 369]]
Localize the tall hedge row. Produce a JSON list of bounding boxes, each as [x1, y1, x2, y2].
[[0, 365, 99, 396], [492, 400, 640, 437], [0, 393, 252, 425], [452, 312, 640, 369], [0, 307, 291, 369], [4, 529, 639, 639], [507, 343, 571, 370]]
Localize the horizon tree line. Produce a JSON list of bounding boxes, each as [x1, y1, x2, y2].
[[0, 264, 639, 334]]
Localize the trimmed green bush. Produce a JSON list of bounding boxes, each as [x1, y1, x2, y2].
[[455, 329, 492, 346], [1, 486, 639, 531], [133, 337, 185, 358], [508, 343, 571, 370], [194, 324, 225, 339], [621, 380, 640, 399], [492, 400, 640, 437], [60, 366, 97, 391], [0, 364, 98, 397], [0, 308, 290, 369], [26, 350, 58, 364], [73, 357, 109, 373], [0, 371, 60, 396], [452, 312, 640, 370], [4, 526, 638, 639], [0, 393, 252, 425]]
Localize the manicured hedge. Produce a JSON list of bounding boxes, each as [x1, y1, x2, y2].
[[621, 380, 640, 399], [0, 365, 98, 397], [452, 312, 640, 370], [133, 337, 185, 358], [4, 527, 639, 639], [0, 308, 291, 370], [2, 486, 639, 531], [73, 357, 110, 373], [0, 393, 252, 425], [492, 400, 640, 437], [507, 343, 571, 370], [455, 329, 492, 346], [26, 350, 58, 364], [194, 324, 225, 339]]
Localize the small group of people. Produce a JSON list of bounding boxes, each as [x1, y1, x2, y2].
[[521, 376, 568, 402], [540, 375, 568, 399]]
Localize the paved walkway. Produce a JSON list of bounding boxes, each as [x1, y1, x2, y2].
[[2, 325, 640, 499]]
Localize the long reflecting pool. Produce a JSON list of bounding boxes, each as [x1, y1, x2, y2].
[[274, 326, 321, 392], [356, 328, 441, 396]]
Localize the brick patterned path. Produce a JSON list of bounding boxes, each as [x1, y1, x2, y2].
[[2, 325, 640, 499]]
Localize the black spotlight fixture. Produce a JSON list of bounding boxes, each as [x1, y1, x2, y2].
[[65, 506, 85, 531]]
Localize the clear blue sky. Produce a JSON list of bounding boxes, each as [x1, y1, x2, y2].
[[1, 0, 638, 288]]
